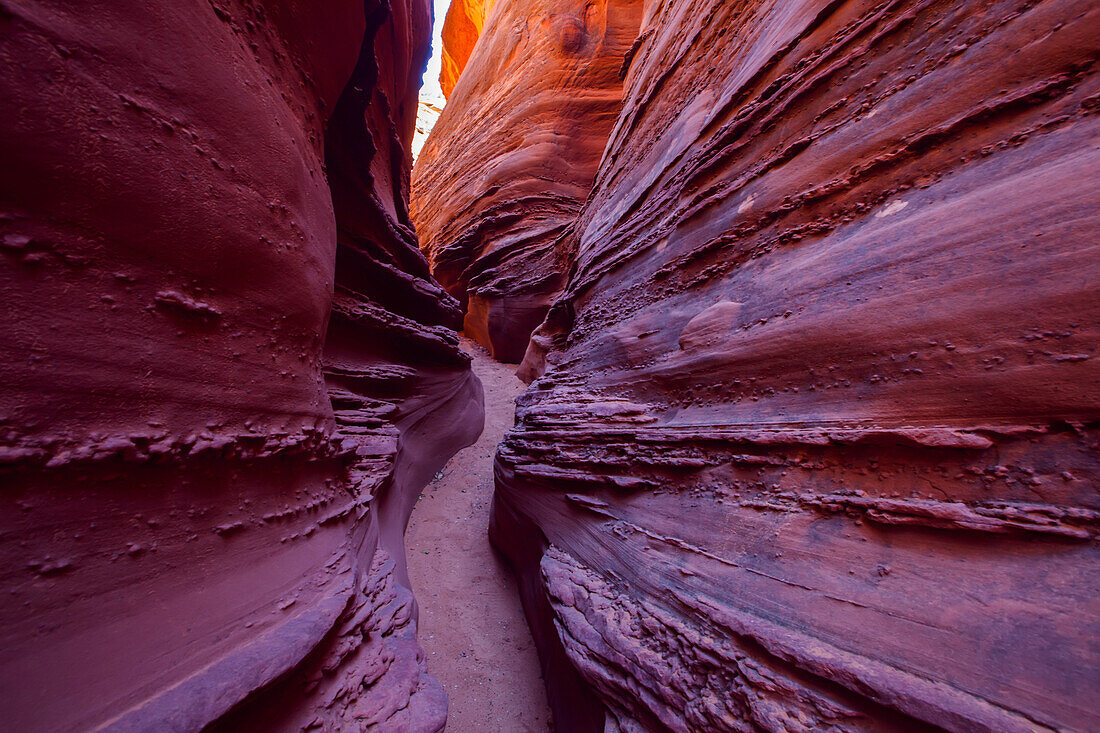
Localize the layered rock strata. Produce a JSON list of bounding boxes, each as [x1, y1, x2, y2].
[[412, 0, 643, 362], [491, 0, 1100, 730], [0, 0, 480, 730]]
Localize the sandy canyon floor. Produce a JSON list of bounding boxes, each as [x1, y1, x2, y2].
[[406, 338, 551, 731]]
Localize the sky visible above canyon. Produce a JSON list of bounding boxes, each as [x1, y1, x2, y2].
[[412, 0, 451, 158]]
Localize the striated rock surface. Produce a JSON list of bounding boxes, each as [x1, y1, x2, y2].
[[492, 1, 1100, 731], [412, 0, 643, 362], [0, 0, 480, 730]]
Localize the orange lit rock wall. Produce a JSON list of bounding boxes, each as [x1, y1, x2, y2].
[[413, 0, 643, 362], [439, 0, 496, 99]]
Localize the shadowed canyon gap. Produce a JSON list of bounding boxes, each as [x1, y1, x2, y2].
[[1, 1, 1098, 733]]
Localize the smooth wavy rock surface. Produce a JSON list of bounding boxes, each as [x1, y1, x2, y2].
[[491, 0, 1100, 730], [412, 0, 643, 362], [0, 0, 481, 730]]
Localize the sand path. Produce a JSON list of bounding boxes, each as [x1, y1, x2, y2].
[[406, 338, 551, 732]]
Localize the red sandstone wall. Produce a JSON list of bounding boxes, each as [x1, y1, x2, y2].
[[412, 0, 643, 362], [439, 0, 496, 99], [0, 1, 481, 729], [491, 0, 1100, 730]]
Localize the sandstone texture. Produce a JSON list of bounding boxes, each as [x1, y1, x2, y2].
[[487, 1, 1100, 730], [0, 1, 480, 730], [412, 0, 643, 362]]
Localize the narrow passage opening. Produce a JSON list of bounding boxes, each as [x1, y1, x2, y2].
[[405, 338, 551, 730], [405, 4, 551, 727]]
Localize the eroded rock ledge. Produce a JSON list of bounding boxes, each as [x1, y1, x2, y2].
[[487, 0, 1100, 730], [0, 0, 481, 730]]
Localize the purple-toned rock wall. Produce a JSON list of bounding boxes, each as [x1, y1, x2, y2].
[[0, 1, 481, 729], [488, 0, 1100, 730]]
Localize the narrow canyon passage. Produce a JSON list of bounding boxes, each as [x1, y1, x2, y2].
[[2, 0, 1096, 730], [405, 338, 551, 731]]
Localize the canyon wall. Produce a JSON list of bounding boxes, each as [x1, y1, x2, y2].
[[412, 0, 643, 362], [487, 0, 1100, 730], [0, 0, 480, 730], [438, 0, 495, 99]]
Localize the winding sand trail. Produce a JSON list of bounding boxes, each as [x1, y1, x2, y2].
[[406, 338, 551, 731]]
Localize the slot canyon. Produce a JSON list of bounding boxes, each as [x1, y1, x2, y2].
[[0, 0, 1097, 731]]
